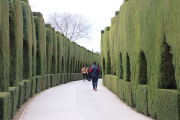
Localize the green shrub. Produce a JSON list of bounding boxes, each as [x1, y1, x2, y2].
[[125, 82, 133, 107], [136, 85, 148, 116], [118, 79, 124, 101], [112, 76, 118, 96], [33, 12, 46, 84], [51, 29, 57, 80], [50, 74, 56, 87], [18, 82, 25, 108], [157, 89, 180, 120], [0, 92, 12, 120], [36, 76, 42, 92], [22, 1, 32, 79], [0, 0, 10, 92], [23, 80, 31, 100], [9, 87, 18, 119], [31, 12, 37, 77], [64, 73, 67, 84], [56, 74, 61, 85], [46, 74, 50, 89], [31, 77, 36, 96], [9, 0, 23, 86]]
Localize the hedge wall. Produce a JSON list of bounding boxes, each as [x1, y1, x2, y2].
[[0, 0, 101, 119], [22, 1, 32, 80], [0, 0, 10, 92], [9, 0, 23, 87], [0, 92, 12, 120], [101, 0, 180, 119], [9, 87, 18, 119], [136, 85, 148, 116], [157, 89, 180, 120]]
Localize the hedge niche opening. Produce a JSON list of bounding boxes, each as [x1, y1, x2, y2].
[[158, 41, 177, 89], [126, 53, 131, 82], [107, 52, 111, 74], [62, 57, 64, 73], [103, 58, 105, 74], [138, 51, 147, 84], [120, 53, 123, 79]]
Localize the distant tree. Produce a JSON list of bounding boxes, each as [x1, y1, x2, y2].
[[94, 52, 101, 56], [48, 12, 92, 42]]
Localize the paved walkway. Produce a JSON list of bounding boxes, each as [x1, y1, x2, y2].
[[21, 79, 152, 120]]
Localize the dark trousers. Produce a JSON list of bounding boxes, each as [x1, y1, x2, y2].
[[91, 76, 98, 89], [83, 74, 86, 79]]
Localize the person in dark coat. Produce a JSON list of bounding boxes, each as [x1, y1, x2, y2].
[[89, 62, 100, 91]]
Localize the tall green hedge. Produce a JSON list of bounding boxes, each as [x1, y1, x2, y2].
[[45, 24, 53, 74], [33, 12, 46, 90], [9, 87, 18, 119], [22, 1, 32, 79], [157, 89, 180, 120], [9, 0, 23, 87], [0, 0, 10, 92], [31, 12, 37, 77], [101, 0, 180, 119], [0, 0, 101, 119], [0, 92, 12, 120]]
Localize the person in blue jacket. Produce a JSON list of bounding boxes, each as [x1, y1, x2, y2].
[[89, 62, 100, 91]]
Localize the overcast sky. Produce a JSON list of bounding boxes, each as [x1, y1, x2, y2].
[[29, 0, 124, 52]]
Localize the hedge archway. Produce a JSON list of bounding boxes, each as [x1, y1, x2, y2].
[[158, 41, 177, 89], [126, 53, 131, 82], [138, 51, 147, 84]]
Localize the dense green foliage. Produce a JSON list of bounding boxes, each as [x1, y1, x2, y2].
[[157, 89, 180, 120], [9, 0, 23, 86], [101, 0, 180, 119], [0, 0, 101, 119], [9, 87, 18, 118], [0, 0, 10, 92], [22, 1, 32, 79], [0, 92, 12, 120]]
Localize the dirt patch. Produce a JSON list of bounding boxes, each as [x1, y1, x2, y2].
[[13, 93, 39, 120]]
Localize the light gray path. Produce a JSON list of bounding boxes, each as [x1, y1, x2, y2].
[[21, 79, 152, 120]]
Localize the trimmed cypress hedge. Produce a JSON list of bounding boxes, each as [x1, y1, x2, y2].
[[101, 0, 180, 119], [31, 12, 37, 77], [118, 79, 124, 101], [9, 0, 23, 86], [157, 89, 180, 120], [33, 12, 46, 83], [46, 74, 51, 89], [36, 76, 42, 93], [9, 87, 18, 119], [136, 85, 148, 116], [56, 74, 61, 85], [0, 92, 12, 120], [22, 1, 32, 80], [0, 0, 10, 92], [23, 80, 31, 100], [0, 0, 101, 119], [125, 82, 133, 107], [111, 76, 118, 96], [18, 82, 25, 108], [31, 77, 36, 96]]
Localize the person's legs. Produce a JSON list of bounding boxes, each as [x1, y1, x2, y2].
[[94, 77, 98, 91], [83, 74, 85, 82], [92, 77, 95, 90]]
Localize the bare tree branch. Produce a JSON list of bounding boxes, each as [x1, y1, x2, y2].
[[47, 12, 92, 42]]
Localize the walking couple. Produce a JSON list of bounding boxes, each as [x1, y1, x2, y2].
[[81, 62, 100, 91], [81, 66, 91, 82]]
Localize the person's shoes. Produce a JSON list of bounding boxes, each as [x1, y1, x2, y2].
[[93, 89, 95, 90], [95, 87, 97, 91]]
